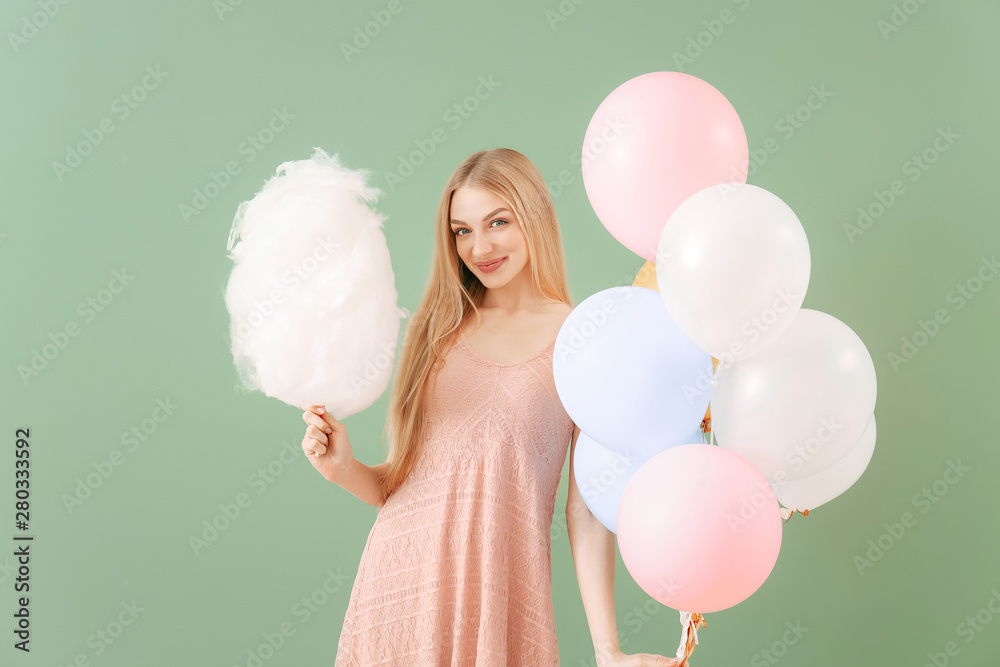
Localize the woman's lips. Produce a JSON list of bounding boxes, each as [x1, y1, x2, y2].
[[476, 257, 506, 273]]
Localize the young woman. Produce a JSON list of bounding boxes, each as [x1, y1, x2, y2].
[[300, 148, 680, 666]]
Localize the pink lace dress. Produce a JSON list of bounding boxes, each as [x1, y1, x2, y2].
[[335, 331, 575, 666]]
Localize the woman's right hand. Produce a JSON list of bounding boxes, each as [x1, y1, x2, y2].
[[301, 405, 355, 484]]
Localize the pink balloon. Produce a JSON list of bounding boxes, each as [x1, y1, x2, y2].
[[582, 71, 748, 261], [616, 444, 782, 613]]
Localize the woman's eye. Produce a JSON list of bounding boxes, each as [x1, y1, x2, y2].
[[454, 219, 507, 237]]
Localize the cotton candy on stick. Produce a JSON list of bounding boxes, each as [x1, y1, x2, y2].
[[225, 147, 408, 419]]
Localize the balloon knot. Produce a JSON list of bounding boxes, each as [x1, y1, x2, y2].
[[677, 611, 708, 664], [781, 508, 811, 524]]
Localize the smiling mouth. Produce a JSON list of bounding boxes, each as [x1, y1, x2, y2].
[[476, 258, 506, 269]]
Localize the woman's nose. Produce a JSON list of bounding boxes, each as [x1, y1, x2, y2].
[[473, 235, 493, 256]]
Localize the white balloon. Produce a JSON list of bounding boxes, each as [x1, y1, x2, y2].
[[225, 147, 408, 419], [712, 309, 877, 482], [656, 183, 811, 363], [775, 415, 876, 512]]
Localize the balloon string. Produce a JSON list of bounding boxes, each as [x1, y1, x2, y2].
[[675, 611, 707, 665]]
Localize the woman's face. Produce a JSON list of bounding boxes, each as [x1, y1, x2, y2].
[[448, 185, 529, 287]]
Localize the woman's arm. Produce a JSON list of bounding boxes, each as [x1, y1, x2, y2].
[[566, 424, 622, 664], [566, 425, 680, 667], [337, 459, 390, 509]]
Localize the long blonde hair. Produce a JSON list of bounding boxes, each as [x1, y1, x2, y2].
[[378, 148, 572, 502]]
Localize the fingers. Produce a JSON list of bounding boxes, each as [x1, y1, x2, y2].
[[302, 406, 341, 462], [305, 405, 343, 432], [302, 410, 333, 435], [302, 438, 327, 457], [320, 410, 343, 432], [303, 443, 326, 457], [305, 424, 329, 446]]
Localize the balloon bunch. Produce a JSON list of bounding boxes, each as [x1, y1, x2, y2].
[[555, 72, 878, 664]]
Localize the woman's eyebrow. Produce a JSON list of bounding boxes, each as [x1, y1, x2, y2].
[[449, 207, 510, 226]]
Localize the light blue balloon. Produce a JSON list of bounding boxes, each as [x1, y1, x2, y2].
[[573, 426, 706, 534], [554, 286, 713, 460]]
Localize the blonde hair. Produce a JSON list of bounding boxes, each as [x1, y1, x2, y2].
[[378, 148, 572, 501]]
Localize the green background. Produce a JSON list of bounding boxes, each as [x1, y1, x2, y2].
[[2, 0, 998, 665]]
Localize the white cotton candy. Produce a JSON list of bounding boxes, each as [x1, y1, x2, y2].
[[224, 147, 408, 419]]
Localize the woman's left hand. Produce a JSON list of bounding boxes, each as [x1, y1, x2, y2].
[[600, 647, 686, 667]]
